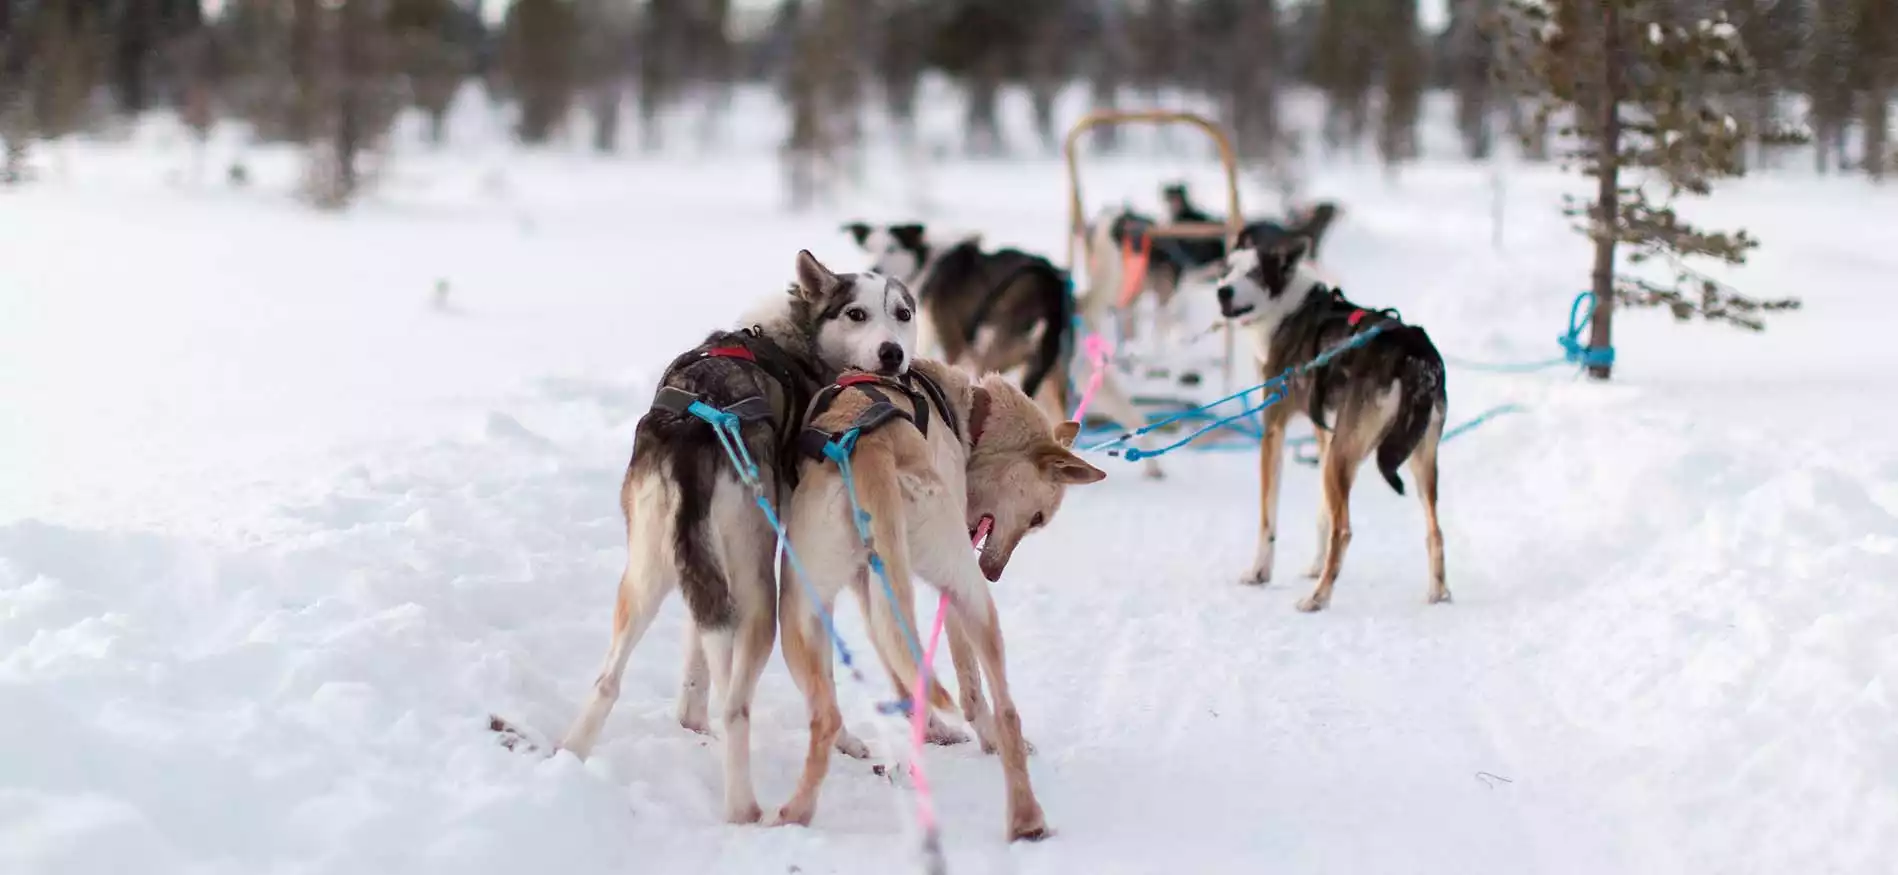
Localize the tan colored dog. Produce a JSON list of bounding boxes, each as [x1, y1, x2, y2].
[[773, 359, 1106, 841]]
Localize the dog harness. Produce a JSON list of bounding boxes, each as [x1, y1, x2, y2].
[[798, 370, 980, 461], [649, 328, 823, 484]]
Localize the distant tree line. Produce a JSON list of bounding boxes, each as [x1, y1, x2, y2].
[[1, 0, 1894, 199]]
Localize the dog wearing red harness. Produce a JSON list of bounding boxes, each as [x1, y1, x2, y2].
[[1213, 230, 1450, 613], [773, 359, 1106, 841], [549, 249, 920, 825]]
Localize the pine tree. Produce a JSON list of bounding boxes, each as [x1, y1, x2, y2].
[[1376, 0, 1426, 169], [1448, 0, 1497, 160], [1506, 0, 1803, 381], [503, 0, 579, 144], [1310, 0, 1376, 154], [387, 0, 469, 147], [1808, 0, 1856, 173], [1849, 0, 1897, 181]]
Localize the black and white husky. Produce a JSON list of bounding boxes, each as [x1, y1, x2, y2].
[[1213, 231, 1449, 613], [555, 250, 919, 824], [841, 222, 1074, 409], [848, 220, 1171, 479]]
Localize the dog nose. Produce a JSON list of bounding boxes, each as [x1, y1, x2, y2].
[[1216, 286, 1234, 305], [876, 342, 904, 371]]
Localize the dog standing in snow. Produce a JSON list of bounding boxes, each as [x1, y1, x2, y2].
[[554, 250, 919, 824], [1212, 230, 1449, 612], [773, 358, 1106, 840]]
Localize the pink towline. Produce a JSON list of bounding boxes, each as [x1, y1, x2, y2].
[[1070, 333, 1114, 422], [909, 332, 1113, 794]]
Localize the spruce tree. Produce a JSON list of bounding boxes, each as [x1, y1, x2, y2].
[[1506, 0, 1802, 381]]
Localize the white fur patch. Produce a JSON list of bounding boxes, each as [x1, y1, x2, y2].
[[816, 271, 920, 376]]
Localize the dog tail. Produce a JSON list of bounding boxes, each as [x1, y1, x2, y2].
[[1021, 264, 1073, 405], [853, 440, 957, 715], [1374, 327, 1446, 496]]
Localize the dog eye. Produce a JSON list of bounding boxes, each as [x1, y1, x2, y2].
[[846, 307, 868, 323], [894, 307, 913, 322], [1029, 512, 1045, 529]]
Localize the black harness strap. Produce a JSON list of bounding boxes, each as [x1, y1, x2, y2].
[[798, 369, 964, 462], [1305, 286, 1407, 430]]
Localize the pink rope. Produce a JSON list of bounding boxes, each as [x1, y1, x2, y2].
[[908, 335, 1113, 794], [1070, 334, 1113, 422]]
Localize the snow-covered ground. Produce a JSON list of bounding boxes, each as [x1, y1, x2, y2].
[[4, 86, 1896, 875]]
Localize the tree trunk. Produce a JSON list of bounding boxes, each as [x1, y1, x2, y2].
[[592, 86, 620, 153], [1865, 87, 1890, 182], [1587, 0, 1622, 381]]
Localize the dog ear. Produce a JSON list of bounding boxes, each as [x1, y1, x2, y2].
[[1042, 447, 1107, 485], [841, 222, 872, 246], [1233, 225, 1257, 252], [889, 223, 926, 249], [1276, 234, 1311, 266], [794, 249, 838, 301], [1053, 420, 1080, 448]]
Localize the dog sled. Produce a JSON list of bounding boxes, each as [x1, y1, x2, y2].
[[1061, 109, 1259, 450]]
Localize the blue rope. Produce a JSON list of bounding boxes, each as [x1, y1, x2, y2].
[[682, 405, 949, 872], [1444, 291, 1615, 372], [1083, 323, 1391, 462], [681, 407, 865, 679], [821, 430, 930, 716]]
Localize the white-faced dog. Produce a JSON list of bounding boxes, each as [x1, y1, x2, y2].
[[846, 220, 1171, 479], [553, 250, 919, 824], [1214, 231, 1449, 612]]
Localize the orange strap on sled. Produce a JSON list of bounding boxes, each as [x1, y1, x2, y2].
[[1117, 233, 1152, 308]]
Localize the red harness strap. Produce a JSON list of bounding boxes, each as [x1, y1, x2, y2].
[[836, 373, 883, 388], [1347, 309, 1368, 327], [703, 345, 756, 361]]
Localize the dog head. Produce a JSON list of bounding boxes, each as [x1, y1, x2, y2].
[[791, 249, 918, 377], [1161, 182, 1192, 217], [842, 221, 930, 283], [1214, 232, 1319, 328], [965, 377, 1108, 582]]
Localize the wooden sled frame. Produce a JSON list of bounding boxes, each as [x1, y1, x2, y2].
[[1061, 108, 1248, 393]]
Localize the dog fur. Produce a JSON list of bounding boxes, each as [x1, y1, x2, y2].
[[842, 222, 1075, 413], [773, 359, 1107, 840], [554, 250, 919, 825], [1212, 231, 1449, 612]]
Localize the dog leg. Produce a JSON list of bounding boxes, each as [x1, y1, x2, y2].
[[774, 595, 844, 828], [944, 606, 998, 753], [1242, 404, 1292, 585], [1303, 428, 1333, 579], [1298, 437, 1359, 613], [676, 624, 710, 734], [1410, 419, 1450, 604], [707, 522, 777, 824], [913, 513, 1048, 841], [949, 587, 1049, 841], [559, 556, 674, 759]]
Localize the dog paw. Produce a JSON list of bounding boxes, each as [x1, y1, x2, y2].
[[1428, 587, 1453, 605], [678, 713, 710, 735], [1008, 807, 1053, 842], [1240, 565, 1272, 586], [1301, 561, 1323, 580], [725, 801, 764, 825], [1141, 462, 1166, 481], [772, 802, 815, 828], [835, 731, 871, 760], [1295, 594, 1328, 613], [924, 717, 970, 746]]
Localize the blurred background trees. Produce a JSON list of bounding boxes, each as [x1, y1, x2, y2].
[[0, 0, 1891, 202]]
